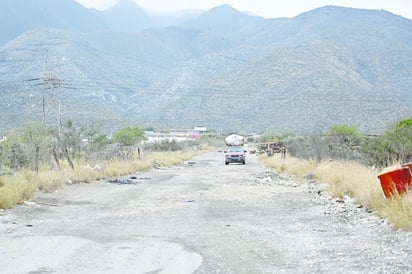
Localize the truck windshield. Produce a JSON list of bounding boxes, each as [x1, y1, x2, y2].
[[227, 146, 244, 152]]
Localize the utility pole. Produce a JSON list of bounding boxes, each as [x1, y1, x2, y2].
[[43, 74, 63, 134], [27, 77, 46, 124], [26, 74, 70, 130], [57, 99, 62, 136], [42, 91, 46, 125]]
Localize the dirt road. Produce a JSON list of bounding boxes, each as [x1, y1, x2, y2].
[[1, 152, 412, 273]]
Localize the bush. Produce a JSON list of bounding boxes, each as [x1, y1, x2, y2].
[[144, 140, 184, 151], [0, 174, 36, 209], [113, 126, 146, 146], [360, 118, 412, 167]]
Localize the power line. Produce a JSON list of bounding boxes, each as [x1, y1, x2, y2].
[[2, 77, 410, 105]]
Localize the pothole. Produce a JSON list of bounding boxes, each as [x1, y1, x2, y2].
[[107, 177, 150, 185]]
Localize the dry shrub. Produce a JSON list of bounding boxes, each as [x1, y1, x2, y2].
[[0, 174, 36, 209], [31, 171, 65, 193], [378, 195, 412, 230], [147, 151, 195, 167], [259, 153, 316, 177]]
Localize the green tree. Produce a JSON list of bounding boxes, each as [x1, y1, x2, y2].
[[59, 119, 83, 158], [360, 117, 412, 166], [19, 122, 54, 147], [18, 122, 55, 171], [2, 130, 28, 170], [360, 135, 393, 167], [327, 124, 361, 160], [113, 126, 146, 146], [329, 124, 360, 145], [386, 118, 412, 162], [397, 117, 412, 129]]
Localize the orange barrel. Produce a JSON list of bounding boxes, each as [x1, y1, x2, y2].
[[377, 165, 412, 198], [402, 162, 412, 171]]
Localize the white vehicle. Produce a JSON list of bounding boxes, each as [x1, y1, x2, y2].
[[225, 146, 246, 165]]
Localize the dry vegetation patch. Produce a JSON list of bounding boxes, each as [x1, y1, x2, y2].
[[260, 154, 412, 230], [0, 149, 204, 209]]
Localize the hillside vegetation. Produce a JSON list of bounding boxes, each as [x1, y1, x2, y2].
[[1, 2, 412, 133]]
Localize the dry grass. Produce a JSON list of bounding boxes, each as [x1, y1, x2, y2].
[[268, 156, 317, 178], [0, 148, 204, 209], [0, 174, 36, 209], [378, 195, 412, 230], [260, 153, 412, 230]]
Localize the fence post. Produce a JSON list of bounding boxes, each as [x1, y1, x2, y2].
[[0, 145, 2, 175], [11, 146, 17, 170], [35, 146, 40, 174]]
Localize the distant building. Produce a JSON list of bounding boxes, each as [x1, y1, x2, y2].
[[194, 126, 207, 133], [144, 127, 208, 142], [189, 126, 207, 139], [169, 129, 191, 137]]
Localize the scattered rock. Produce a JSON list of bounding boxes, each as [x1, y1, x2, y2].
[[262, 177, 273, 183], [304, 173, 317, 180]]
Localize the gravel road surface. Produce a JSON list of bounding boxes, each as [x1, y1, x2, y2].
[[1, 152, 412, 273]]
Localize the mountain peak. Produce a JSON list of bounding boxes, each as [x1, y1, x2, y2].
[[180, 3, 265, 34], [202, 4, 245, 17], [97, 0, 151, 32], [108, 0, 141, 10], [296, 5, 399, 20]]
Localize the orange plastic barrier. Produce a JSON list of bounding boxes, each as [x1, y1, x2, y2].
[[378, 165, 412, 198]]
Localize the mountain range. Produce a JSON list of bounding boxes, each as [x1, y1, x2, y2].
[[1, 0, 412, 134]]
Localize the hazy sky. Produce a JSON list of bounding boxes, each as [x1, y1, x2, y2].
[[75, 0, 412, 19]]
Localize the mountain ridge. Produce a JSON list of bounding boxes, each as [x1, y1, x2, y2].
[[1, 2, 411, 134]]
